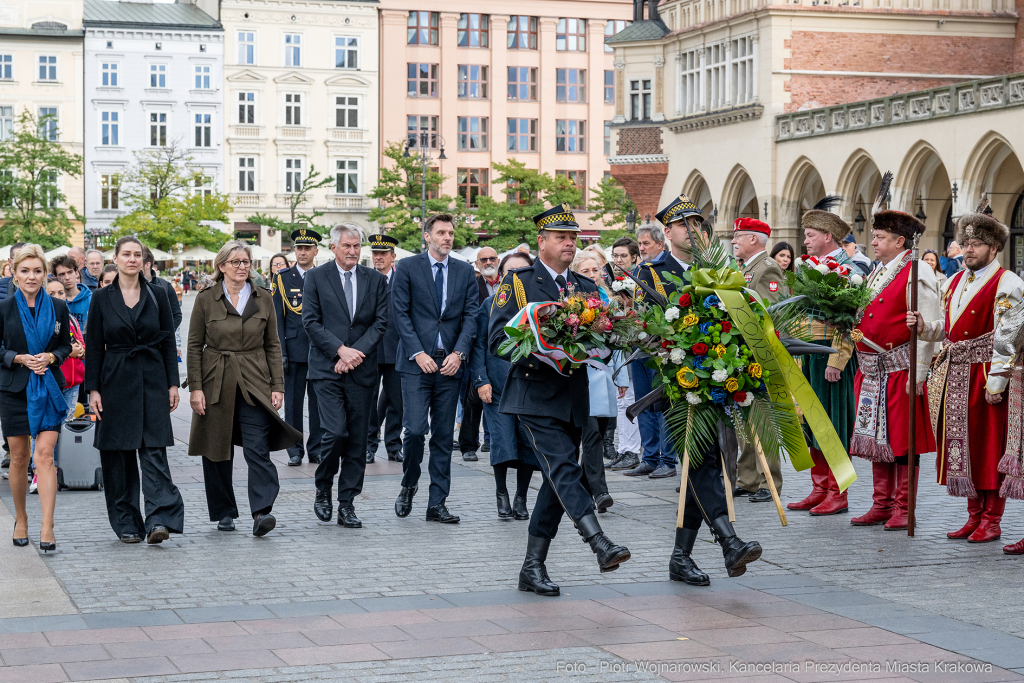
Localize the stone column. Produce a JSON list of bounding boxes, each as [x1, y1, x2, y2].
[[490, 15, 510, 166], [653, 55, 665, 122], [613, 58, 626, 123], [751, 31, 760, 103]]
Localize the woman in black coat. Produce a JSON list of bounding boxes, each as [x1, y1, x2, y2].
[[84, 236, 185, 545], [0, 245, 72, 552]]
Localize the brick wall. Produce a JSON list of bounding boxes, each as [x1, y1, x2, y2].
[[616, 126, 663, 156], [610, 162, 668, 222], [1017, 0, 1024, 71], [785, 31, 1017, 111]]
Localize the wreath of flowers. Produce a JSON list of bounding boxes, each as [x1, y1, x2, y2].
[[784, 255, 873, 333]]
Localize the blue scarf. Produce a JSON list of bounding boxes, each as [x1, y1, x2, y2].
[[15, 289, 67, 437]]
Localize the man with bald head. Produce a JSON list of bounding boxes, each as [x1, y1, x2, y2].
[[458, 246, 501, 460]]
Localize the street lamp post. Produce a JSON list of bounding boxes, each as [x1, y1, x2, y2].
[[403, 132, 446, 253]]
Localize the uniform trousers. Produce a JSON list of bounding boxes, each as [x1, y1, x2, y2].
[[100, 446, 185, 537], [313, 379, 372, 507], [400, 371, 461, 507], [631, 360, 674, 468], [457, 371, 483, 453], [366, 363, 403, 456], [519, 414, 595, 540], [736, 440, 783, 494], [681, 440, 730, 531], [201, 392, 280, 520], [284, 361, 321, 461], [580, 417, 611, 497]]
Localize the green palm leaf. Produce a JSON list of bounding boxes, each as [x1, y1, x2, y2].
[[664, 402, 720, 467]]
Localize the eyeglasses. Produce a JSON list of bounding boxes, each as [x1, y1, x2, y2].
[[228, 259, 252, 269], [478, 257, 498, 263]]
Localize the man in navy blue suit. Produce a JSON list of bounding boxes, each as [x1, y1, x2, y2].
[[392, 214, 479, 523]]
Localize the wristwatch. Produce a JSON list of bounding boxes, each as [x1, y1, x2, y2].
[[456, 351, 467, 363]]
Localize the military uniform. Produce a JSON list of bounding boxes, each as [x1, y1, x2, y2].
[[488, 205, 630, 597], [365, 234, 403, 463], [272, 228, 322, 466]]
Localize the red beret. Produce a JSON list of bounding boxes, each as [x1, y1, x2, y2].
[[733, 217, 771, 237]]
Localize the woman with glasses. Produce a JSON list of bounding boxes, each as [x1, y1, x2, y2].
[[186, 241, 300, 536], [85, 236, 185, 545]]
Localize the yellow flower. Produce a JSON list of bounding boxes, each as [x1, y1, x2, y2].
[[725, 377, 739, 392], [677, 367, 699, 389], [714, 344, 728, 359], [748, 362, 763, 379], [580, 308, 596, 325], [682, 314, 699, 328]]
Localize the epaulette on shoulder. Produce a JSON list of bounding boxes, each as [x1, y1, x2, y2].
[[573, 273, 595, 284], [508, 265, 534, 275]]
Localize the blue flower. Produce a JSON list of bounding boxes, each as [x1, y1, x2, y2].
[[710, 388, 726, 404], [694, 355, 709, 370], [698, 322, 713, 335], [702, 295, 721, 309]]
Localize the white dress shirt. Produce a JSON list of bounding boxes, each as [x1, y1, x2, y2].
[[667, 250, 692, 272], [223, 280, 252, 315], [336, 261, 357, 313], [411, 253, 450, 359], [295, 263, 312, 279], [540, 259, 570, 285]]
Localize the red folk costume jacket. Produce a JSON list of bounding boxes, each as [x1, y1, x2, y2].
[[851, 252, 938, 462]]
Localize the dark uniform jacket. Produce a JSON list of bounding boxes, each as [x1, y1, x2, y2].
[[272, 265, 313, 366], [635, 249, 690, 305], [376, 268, 399, 366], [487, 263, 596, 426]]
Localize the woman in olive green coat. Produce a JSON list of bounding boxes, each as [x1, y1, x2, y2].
[[187, 240, 301, 536]]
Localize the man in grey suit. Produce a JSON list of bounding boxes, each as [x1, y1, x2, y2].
[[302, 224, 388, 529], [392, 213, 479, 523]]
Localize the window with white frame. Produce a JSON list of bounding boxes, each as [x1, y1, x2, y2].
[[39, 169, 58, 207], [100, 111, 119, 146], [284, 158, 302, 193], [38, 107, 57, 141], [194, 174, 213, 197], [335, 36, 358, 69], [0, 106, 13, 140], [194, 113, 212, 147], [679, 48, 700, 115], [0, 54, 12, 80], [194, 64, 211, 89], [604, 121, 612, 156], [336, 159, 358, 194], [238, 157, 255, 192], [149, 112, 167, 146], [284, 34, 301, 67], [100, 174, 119, 209], [706, 43, 727, 111], [284, 93, 301, 126], [238, 32, 255, 65], [335, 96, 358, 128], [101, 61, 118, 87], [730, 36, 754, 105], [149, 63, 166, 88], [630, 79, 651, 120], [38, 55, 57, 81], [605, 20, 630, 52], [238, 92, 255, 124], [679, 36, 757, 115]]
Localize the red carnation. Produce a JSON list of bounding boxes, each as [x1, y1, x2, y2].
[[720, 321, 732, 333], [679, 293, 692, 307], [827, 261, 839, 270], [692, 342, 709, 355], [808, 256, 819, 265], [733, 391, 747, 403], [661, 340, 672, 349], [775, 330, 780, 339]]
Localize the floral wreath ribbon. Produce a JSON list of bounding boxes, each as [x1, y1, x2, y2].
[[686, 268, 857, 491], [508, 302, 612, 376]]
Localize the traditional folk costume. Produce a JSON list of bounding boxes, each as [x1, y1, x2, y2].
[[849, 206, 940, 530], [788, 199, 859, 516], [920, 199, 1022, 543]]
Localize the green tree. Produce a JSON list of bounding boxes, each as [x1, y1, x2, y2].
[[111, 143, 230, 251], [0, 109, 84, 249], [588, 175, 636, 246], [283, 164, 334, 226]]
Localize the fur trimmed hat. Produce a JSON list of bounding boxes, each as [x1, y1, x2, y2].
[[870, 171, 926, 245], [801, 195, 851, 244], [956, 193, 1009, 252]]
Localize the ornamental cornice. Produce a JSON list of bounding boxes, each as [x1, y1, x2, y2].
[[665, 104, 763, 132], [607, 155, 670, 165]]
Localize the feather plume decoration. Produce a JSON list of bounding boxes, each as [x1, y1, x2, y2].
[[976, 191, 990, 214], [811, 195, 842, 213], [872, 171, 893, 216]]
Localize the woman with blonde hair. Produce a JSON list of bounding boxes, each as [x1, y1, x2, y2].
[[1, 244, 73, 551]]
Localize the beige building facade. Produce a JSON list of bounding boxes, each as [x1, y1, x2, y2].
[[0, 0, 86, 246], [608, 0, 1024, 267], [378, 0, 633, 237], [222, 0, 379, 251]]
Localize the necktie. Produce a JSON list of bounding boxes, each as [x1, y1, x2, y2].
[[555, 274, 567, 292], [343, 269, 354, 315], [434, 262, 445, 312]]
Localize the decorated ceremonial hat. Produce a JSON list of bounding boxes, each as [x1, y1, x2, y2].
[[868, 171, 926, 245], [290, 226, 322, 247], [956, 193, 1009, 252], [801, 195, 851, 244], [367, 234, 399, 251], [733, 217, 771, 238], [655, 193, 702, 226], [533, 204, 581, 232]]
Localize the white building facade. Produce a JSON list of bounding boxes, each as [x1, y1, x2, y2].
[[221, 0, 380, 251], [83, 0, 224, 237]]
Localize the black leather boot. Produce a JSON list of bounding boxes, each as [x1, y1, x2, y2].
[[709, 515, 762, 577], [669, 527, 710, 586], [496, 492, 513, 519], [576, 514, 630, 573], [603, 419, 617, 460], [512, 494, 530, 520], [518, 535, 560, 596]]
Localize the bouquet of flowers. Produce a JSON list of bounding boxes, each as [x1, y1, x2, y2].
[[498, 283, 642, 374], [784, 255, 873, 334]]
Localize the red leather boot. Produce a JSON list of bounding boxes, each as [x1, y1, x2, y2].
[[947, 494, 983, 538], [969, 491, 1005, 543], [810, 466, 849, 516], [1003, 538, 1024, 555], [788, 448, 829, 511], [884, 464, 918, 530], [852, 462, 896, 526]]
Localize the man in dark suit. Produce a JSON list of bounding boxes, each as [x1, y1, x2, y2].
[[274, 228, 323, 467], [392, 213, 479, 524], [456, 246, 500, 461], [365, 234, 403, 464], [302, 224, 388, 528], [488, 205, 631, 597]]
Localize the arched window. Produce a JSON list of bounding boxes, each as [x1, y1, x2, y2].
[[1010, 192, 1024, 277]]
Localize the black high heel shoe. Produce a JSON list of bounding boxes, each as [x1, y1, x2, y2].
[[39, 537, 56, 553], [12, 537, 28, 547]]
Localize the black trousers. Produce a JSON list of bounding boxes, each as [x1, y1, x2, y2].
[[99, 447, 185, 537], [681, 440, 730, 531], [580, 417, 610, 497], [313, 378, 372, 507], [519, 414, 594, 540], [400, 371, 460, 508], [457, 371, 483, 453], [284, 361, 322, 461], [366, 363, 403, 456], [201, 395, 280, 520]]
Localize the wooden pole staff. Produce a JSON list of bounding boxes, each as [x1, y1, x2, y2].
[[722, 454, 736, 522], [675, 450, 690, 529], [752, 431, 788, 527], [907, 234, 921, 536]]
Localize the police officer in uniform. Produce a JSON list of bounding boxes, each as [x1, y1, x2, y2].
[[730, 218, 785, 503], [365, 234, 403, 464], [273, 227, 323, 466], [488, 205, 630, 597], [638, 194, 763, 587]]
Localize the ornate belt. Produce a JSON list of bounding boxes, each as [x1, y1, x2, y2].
[[851, 342, 912, 462]]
